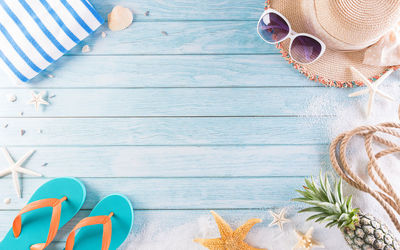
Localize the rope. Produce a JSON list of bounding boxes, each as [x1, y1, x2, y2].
[[330, 105, 400, 232]]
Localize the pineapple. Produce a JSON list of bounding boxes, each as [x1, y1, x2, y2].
[[293, 174, 400, 250]]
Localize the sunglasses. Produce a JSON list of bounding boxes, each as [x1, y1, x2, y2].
[[257, 9, 326, 64]]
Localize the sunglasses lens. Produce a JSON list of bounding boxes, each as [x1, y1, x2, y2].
[[258, 12, 289, 43], [291, 35, 322, 64]]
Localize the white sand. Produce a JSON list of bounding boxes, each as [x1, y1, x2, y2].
[[123, 72, 400, 250]]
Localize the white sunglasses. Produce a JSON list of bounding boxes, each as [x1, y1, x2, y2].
[[257, 9, 326, 64]]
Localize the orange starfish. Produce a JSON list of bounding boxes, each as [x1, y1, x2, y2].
[[194, 211, 266, 250]]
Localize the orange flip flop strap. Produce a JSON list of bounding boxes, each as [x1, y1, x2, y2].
[[65, 212, 113, 250], [13, 196, 67, 250]]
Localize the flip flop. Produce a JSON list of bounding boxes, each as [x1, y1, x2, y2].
[[0, 177, 86, 250], [65, 194, 134, 250]]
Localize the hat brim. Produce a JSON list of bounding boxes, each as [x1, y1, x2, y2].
[[268, 0, 398, 88]]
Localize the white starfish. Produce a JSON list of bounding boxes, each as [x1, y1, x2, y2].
[[269, 208, 290, 231], [28, 91, 49, 111], [0, 148, 42, 198], [348, 67, 394, 117]]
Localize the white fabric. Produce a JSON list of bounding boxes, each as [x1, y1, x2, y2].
[[0, 0, 104, 82]]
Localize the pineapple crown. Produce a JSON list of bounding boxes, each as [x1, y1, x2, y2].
[[293, 173, 360, 230]]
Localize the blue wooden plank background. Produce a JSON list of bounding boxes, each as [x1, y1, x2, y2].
[[0, 0, 383, 249]]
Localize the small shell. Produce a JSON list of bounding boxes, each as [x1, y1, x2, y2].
[[145, 11, 150, 16], [20, 129, 26, 136], [2, 123, 8, 128], [161, 31, 168, 36], [7, 94, 17, 102], [108, 6, 133, 31], [47, 74, 55, 78], [101, 31, 107, 38], [3, 198, 11, 205], [82, 45, 91, 53]]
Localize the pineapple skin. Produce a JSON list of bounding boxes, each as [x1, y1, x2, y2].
[[343, 212, 400, 250]]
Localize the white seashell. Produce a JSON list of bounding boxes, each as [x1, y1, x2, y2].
[[82, 45, 91, 53], [7, 94, 17, 102], [3, 198, 11, 204], [108, 6, 133, 31]]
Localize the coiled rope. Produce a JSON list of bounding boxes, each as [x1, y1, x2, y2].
[[330, 106, 400, 232]]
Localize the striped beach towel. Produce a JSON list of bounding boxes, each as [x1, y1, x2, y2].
[[0, 0, 104, 82]]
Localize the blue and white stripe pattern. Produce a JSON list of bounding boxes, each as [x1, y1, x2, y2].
[[0, 0, 104, 82]]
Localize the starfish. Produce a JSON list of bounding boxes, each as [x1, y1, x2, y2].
[[293, 227, 324, 250], [348, 67, 394, 117], [0, 147, 42, 198], [194, 211, 265, 250], [28, 91, 49, 111], [269, 208, 290, 231]]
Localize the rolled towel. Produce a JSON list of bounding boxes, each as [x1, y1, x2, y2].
[[0, 0, 104, 82]]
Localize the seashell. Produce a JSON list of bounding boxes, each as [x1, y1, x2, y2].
[[3, 198, 11, 205], [7, 94, 16, 102], [81, 45, 91, 53], [108, 6, 133, 31]]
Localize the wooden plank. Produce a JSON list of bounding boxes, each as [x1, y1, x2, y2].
[[0, 145, 327, 177], [67, 22, 276, 55], [0, 55, 314, 88], [0, 88, 347, 117], [0, 209, 287, 244], [0, 177, 302, 210], [0, 117, 329, 145], [91, 0, 263, 21]]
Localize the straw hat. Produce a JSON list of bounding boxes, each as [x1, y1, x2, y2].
[[266, 0, 400, 87]]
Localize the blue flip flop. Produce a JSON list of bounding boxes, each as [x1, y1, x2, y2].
[[65, 194, 134, 250], [0, 177, 86, 250]]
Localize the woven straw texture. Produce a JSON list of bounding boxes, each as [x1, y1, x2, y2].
[[267, 0, 398, 88], [315, 0, 400, 45]]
